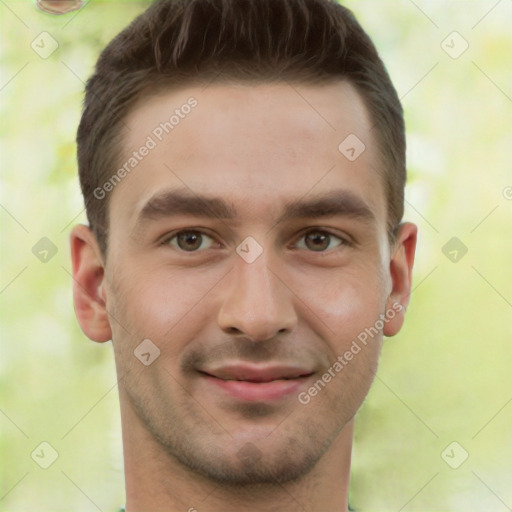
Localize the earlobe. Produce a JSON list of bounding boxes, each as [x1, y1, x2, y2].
[[70, 224, 112, 343], [383, 222, 418, 337]]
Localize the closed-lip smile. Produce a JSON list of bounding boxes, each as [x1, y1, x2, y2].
[[198, 363, 314, 401]]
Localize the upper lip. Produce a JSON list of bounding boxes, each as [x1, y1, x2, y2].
[[200, 364, 314, 383]]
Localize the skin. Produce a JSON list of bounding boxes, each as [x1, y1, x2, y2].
[[71, 80, 417, 512]]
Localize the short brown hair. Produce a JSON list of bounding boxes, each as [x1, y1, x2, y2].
[[77, 0, 405, 257]]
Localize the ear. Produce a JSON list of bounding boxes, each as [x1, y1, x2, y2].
[[70, 224, 112, 343], [383, 222, 418, 337]]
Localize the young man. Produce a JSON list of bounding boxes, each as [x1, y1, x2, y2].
[[70, 0, 417, 510]]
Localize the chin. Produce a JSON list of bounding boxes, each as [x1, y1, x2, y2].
[[178, 445, 321, 485], [165, 423, 338, 486]]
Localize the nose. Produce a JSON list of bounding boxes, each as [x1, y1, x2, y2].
[[217, 250, 297, 342]]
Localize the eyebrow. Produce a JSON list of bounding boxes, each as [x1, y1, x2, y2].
[[134, 187, 376, 230]]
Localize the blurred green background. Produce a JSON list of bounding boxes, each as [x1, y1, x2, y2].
[[0, 1, 510, 511]]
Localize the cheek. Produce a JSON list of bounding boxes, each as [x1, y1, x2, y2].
[[107, 263, 225, 350], [290, 263, 389, 345], [107, 249, 390, 359]]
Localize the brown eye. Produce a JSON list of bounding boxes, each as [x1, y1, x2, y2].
[[167, 231, 215, 252], [297, 230, 344, 252]]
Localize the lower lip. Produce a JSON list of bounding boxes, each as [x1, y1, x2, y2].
[[203, 375, 309, 401]]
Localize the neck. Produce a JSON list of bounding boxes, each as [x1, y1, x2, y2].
[[121, 397, 353, 512]]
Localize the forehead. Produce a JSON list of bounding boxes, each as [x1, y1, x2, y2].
[[109, 80, 387, 232]]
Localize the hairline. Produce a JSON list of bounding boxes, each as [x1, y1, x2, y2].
[[96, 76, 397, 261]]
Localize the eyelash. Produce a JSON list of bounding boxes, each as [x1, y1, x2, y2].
[[159, 228, 352, 255]]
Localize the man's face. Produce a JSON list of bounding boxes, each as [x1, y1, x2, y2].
[[102, 80, 398, 484]]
